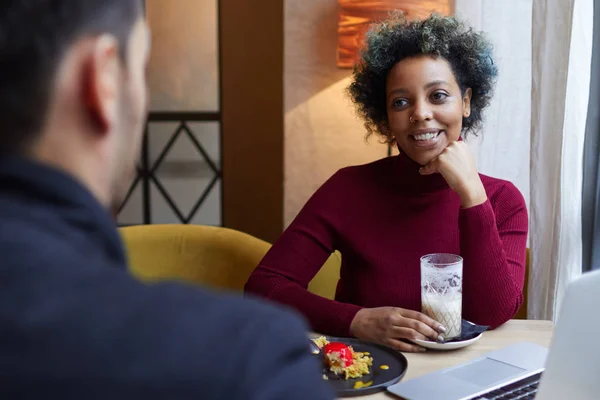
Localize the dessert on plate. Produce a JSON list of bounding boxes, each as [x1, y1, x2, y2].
[[311, 336, 373, 379]]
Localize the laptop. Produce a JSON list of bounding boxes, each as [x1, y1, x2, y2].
[[387, 269, 600, 400]]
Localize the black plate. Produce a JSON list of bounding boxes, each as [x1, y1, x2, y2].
[[313, 336, 408, 397]]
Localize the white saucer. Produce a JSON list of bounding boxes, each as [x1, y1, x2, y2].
[[409, 333, 483, 351]]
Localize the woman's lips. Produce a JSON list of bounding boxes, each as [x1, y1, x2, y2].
[[410, 130, 445, 148]]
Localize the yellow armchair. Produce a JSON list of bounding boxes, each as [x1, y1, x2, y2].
[[119, 224, 343, 295], [514, 249, 530, 319], [119, 224, 270, 292], [308, 251, 341, 300]]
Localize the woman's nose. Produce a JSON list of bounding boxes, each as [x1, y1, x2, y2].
[[411, 99, 433, 122]]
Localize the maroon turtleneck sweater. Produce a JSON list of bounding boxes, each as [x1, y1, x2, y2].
[[245, 155, 528, 337]]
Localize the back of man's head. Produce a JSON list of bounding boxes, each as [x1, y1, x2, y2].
[[0, 1, 142, 153], [0, 1, 148, 210]]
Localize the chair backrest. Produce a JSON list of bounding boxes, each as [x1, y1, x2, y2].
[[119, 224, 270, 292], [120, 224, 344, 296], [514, 248, 530, 319], [307, 251, 341, 299]]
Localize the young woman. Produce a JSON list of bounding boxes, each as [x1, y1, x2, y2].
[[245, 13, 527, 353]]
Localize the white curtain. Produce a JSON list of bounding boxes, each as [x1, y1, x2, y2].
[[454, 0, 532, 216], [530, 0, 593, 321], [456, 0, 593, 322]]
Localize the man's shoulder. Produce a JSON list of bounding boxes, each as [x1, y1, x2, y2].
[[0, 213, 82, 267], [0, 212, 307, 334], [0, 217, 331, 398]]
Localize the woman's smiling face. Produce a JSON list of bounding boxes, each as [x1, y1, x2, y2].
[[386, 55, 472, 166]]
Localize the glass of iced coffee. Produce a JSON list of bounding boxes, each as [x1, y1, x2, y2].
[[420, 253, 463, 341]]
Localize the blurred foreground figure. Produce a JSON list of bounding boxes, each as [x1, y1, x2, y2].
[[0, 2, 333, 399]]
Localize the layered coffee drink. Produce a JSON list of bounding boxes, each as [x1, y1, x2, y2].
[[420, 254, 463, 340], [422, 292, 462, 339]]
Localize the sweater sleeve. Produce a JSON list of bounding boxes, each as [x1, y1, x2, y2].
[[459, 181, 528, 328], [245, 171, 363, 337]]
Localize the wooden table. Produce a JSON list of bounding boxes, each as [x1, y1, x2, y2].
[[345, 320, 554, 400]]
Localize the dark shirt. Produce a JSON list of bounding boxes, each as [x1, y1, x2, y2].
[[0, 155, 333, 400]]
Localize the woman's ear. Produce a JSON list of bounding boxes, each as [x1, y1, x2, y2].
[[462, 88, 472, 118]]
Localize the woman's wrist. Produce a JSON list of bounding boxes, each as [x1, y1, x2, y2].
[[349, 308, 367, 338], [458, 181, 487, 209]]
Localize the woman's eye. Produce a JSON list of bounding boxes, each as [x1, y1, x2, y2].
[[431, 92, 449, 102], [392, 98, 408, 108]]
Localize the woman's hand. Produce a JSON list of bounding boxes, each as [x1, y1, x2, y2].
[[349, 307, 447, 352], [419, 141, 487, 208]]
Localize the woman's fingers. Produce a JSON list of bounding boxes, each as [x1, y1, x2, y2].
[[386, 338, 426, 353], [402, 309, 446, 333], [419, 158, 439, 175], [391, 320, 443, 343], [390, 326, 429, 341], [350, 307, 447, 351]]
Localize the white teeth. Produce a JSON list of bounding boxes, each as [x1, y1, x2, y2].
[[413, 132, 439, 141]]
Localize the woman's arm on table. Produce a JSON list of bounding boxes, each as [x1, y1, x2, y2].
[[244, 171, 363, 337], [459, 182, 528, 328]]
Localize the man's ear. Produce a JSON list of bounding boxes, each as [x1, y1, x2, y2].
[[82, 35, 120, 134]]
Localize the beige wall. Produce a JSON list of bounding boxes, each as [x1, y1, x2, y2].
[[284, 0, 388, 227], [146, 0, 219, 112]]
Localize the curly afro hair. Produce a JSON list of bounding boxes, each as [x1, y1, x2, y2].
[[348, 12, 498, 143]]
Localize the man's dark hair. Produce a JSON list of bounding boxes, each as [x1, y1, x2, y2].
[[0, 1, 143, 155]]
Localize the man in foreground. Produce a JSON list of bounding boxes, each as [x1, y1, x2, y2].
[[0, 2, 333, 399]]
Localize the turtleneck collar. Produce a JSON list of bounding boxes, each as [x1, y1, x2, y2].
[[392, 149, 450, 193]]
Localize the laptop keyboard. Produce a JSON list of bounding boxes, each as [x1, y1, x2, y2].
[[472, 372, 542, 400]]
